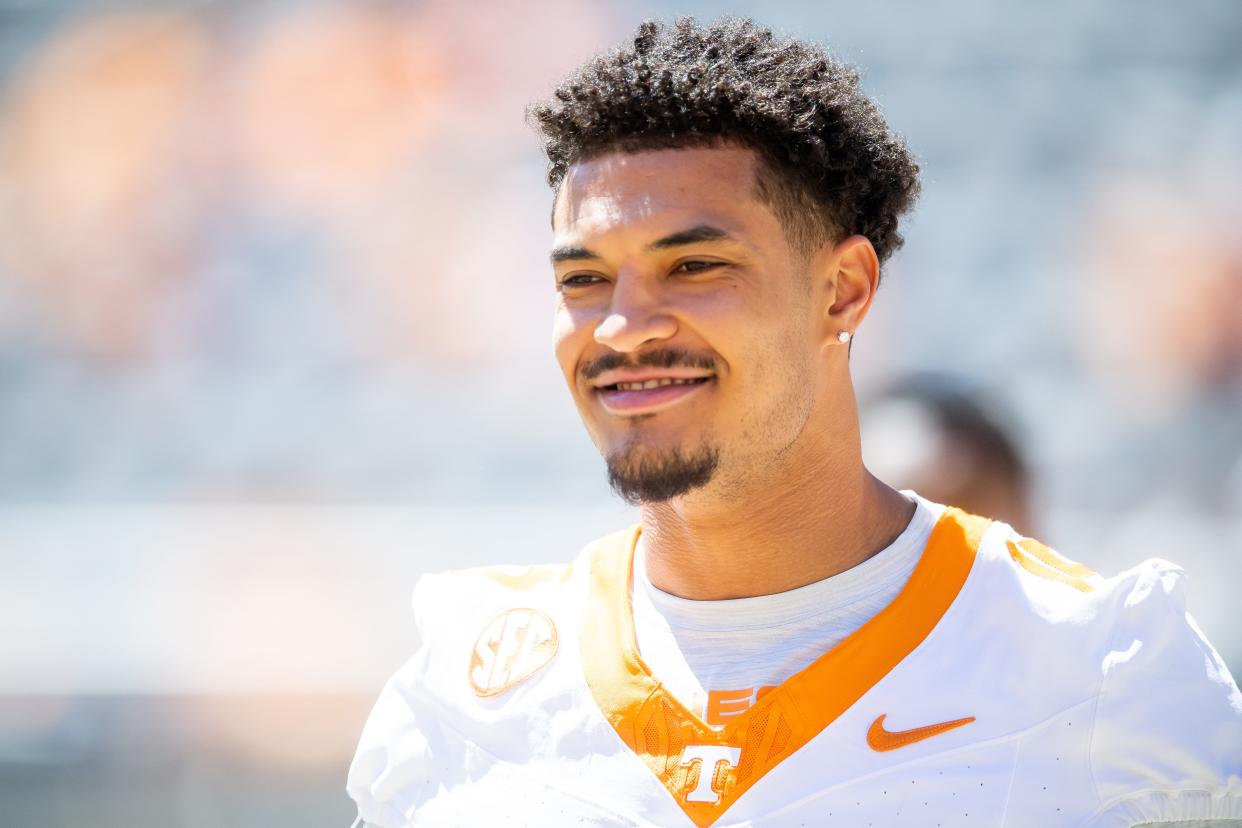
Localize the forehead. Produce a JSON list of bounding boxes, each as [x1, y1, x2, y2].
[[552, 146, 771, 242]]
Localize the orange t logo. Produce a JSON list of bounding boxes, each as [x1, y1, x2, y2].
[[679, 745, 742, 803]]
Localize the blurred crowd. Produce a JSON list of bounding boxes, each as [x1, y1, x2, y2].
[[0, 0, 616, 502], [0, 1, 1239, 508], [0, 1, 1238, 825]]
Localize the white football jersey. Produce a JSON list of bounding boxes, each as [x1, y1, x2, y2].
[[348, 505, 1242, 827]]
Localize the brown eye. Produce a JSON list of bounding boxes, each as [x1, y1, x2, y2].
[[674, 260, 719, 274], [559, 274, 604, 287]]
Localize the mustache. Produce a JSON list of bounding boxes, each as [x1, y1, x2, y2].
[[580, 349, 718, 381]]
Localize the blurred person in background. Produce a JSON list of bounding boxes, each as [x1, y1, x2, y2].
[[861, 375, 1034, 535], [346, 17, 1242, 828]]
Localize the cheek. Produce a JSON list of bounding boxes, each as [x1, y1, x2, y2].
[[699, 289, 799, 375], [685, 272, 797, 341], [743, 314, 817, 401], [553, 303, 595, 382]]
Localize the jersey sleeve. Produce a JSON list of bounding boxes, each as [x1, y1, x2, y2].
[[345, 560, 581, 827], [346, 643, 436, 827], [1085, 558, 1242, 826], [346, 574, 459, 828]]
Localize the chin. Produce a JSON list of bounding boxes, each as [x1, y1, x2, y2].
[[603, 440, 720, 506]]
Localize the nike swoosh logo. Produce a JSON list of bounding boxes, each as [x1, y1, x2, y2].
[[867, 713, 976, 751]]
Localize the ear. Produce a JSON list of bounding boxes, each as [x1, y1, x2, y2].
[[817, 234, 880, 347]]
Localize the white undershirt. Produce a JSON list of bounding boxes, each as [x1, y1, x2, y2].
[[631, 492, 941, 725]]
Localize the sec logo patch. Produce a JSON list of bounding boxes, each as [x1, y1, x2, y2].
[[468, 608, 559, 697]]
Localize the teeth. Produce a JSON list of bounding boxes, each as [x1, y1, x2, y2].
[[614, 378, 702, 391]]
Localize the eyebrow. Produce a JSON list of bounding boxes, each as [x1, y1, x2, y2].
[[549, 245, 599, 264], [648, 224, 735, 250], [549, 224, 737, 265]]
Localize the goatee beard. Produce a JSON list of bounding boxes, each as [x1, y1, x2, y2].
[[605, 444, 720, 505]]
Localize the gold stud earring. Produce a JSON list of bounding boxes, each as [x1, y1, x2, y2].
[[837, 330, 852, 344]]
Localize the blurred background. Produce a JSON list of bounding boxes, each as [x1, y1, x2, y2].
[[0, 0, 1238, 824]]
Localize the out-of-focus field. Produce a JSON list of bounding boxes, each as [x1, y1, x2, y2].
[[0, 695, 365, 827], [1, 0, 1238, 824]]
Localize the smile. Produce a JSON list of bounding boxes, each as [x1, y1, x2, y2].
[[594, 376, 714, 415]]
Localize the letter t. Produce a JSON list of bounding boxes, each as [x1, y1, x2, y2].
[[679, 745, 742, 804]]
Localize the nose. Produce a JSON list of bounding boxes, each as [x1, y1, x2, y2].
[[593, 271, 677, 352]]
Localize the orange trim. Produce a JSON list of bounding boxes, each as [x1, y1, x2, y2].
[[1014, 538, 1095, 579], [866, 713, 976, 751], [580, 507, 989, 827], [1007, 541, 1094, 592], [477, 562, 574, 591]]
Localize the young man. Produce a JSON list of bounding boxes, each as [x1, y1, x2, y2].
[[348, 18, 1241, 827]]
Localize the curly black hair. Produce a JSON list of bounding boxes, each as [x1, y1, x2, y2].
[[528, 17, 921, 267]]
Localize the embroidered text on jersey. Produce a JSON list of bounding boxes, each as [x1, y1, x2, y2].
[[468, 607, 558, 697], [703, 687, 777, 726]]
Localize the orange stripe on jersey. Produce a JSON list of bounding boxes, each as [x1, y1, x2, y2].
[[1013, 537, 1096, 579], [580, 507, 990, 828], [1007, 540, 1094, 592], [477, 562, 575, 591]]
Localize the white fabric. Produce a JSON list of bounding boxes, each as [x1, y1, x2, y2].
[[631, 493, 939, 718], [346, 499, 1242, 827]]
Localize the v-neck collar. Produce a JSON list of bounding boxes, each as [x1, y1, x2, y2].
[[579, 506, 990, 827]]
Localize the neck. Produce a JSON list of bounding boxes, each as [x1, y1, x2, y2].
[[638, 428, 913, 601]]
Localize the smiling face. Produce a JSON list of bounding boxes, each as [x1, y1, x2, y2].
[[551, 145, 840, 505]]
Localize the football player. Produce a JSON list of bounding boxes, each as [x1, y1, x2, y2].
[[349, 17, 1242, 827]]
